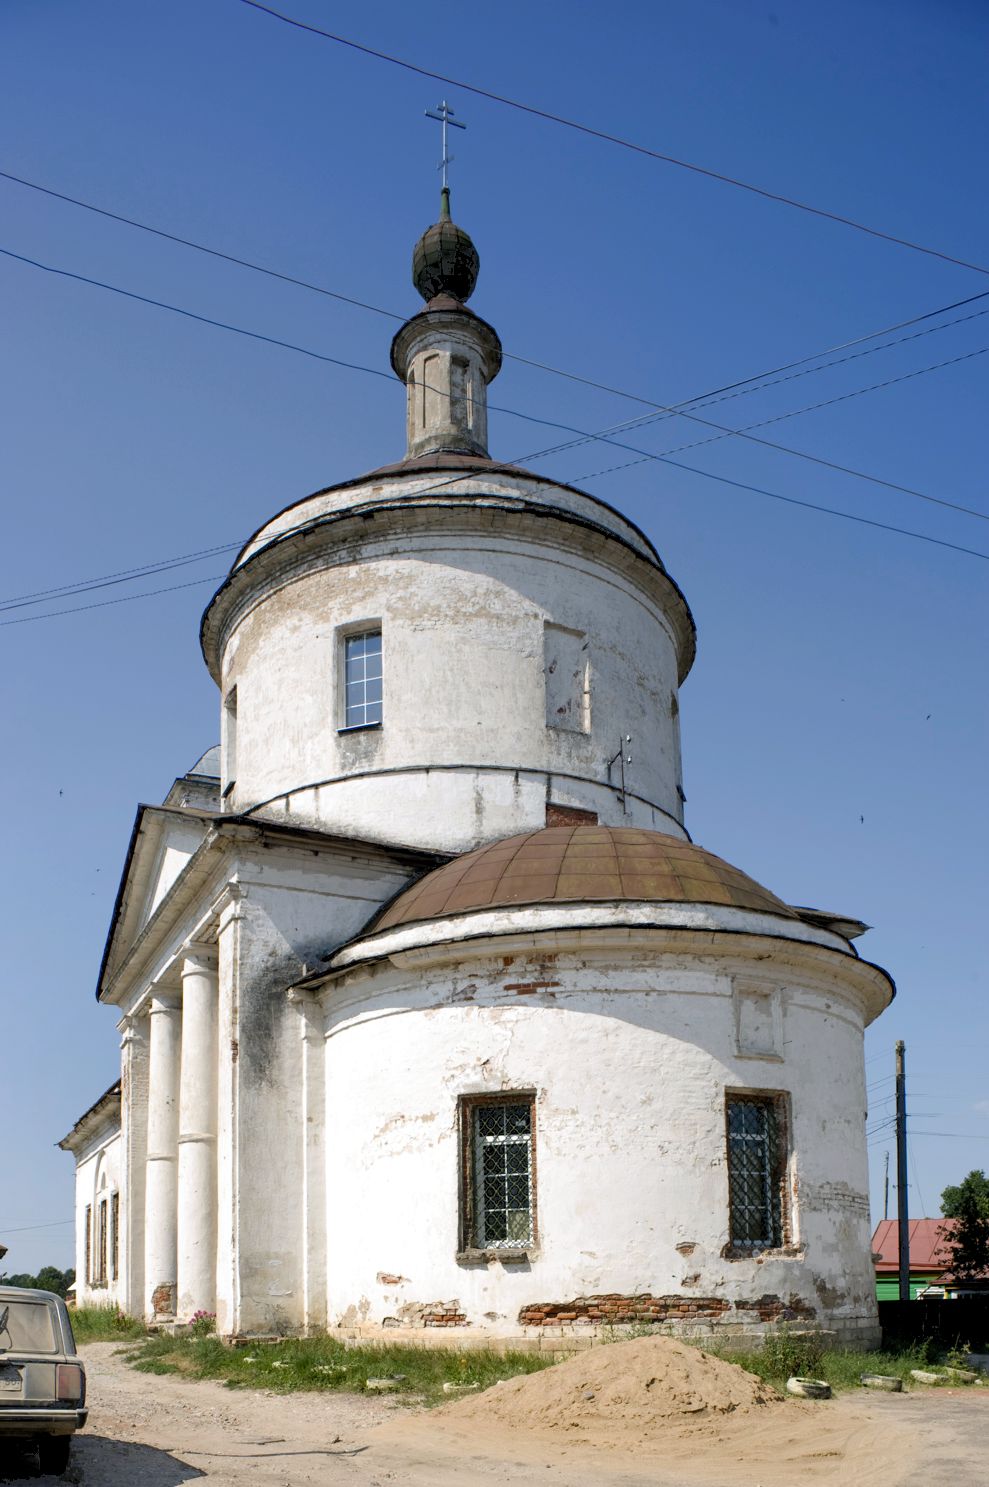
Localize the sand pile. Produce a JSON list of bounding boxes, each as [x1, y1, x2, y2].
[[441, 1336, 780, 1442]]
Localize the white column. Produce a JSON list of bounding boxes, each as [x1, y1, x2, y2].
[[144, 993, 181, 1319], [119, 1014, 149, 1318], [177, 944, 219, 1321], [289, 989, 326, 1332]]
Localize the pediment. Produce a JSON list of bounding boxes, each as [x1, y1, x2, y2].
[[98, 804, 216, 997]]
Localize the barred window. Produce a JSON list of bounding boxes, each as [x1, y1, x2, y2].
[[461, 1096, 535, 1251], [96, 1199, 108, 1286], [342, 630, 382, 729], [726, 1093, 788, 1251], [84, 1205, 92, 1285], [110, 1192, 120, 1281]]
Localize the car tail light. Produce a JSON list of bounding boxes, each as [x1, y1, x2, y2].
[[56, 1365, 83, 1402]]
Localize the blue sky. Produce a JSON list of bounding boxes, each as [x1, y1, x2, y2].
[[2, 0, 987, 1273]]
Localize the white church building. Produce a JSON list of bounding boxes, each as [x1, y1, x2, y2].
[[61, 188, 893, 1346]]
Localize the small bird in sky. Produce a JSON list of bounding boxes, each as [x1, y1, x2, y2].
[[860, 815, 865, 824]]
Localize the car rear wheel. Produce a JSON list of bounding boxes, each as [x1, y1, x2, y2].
[[37, 1435, 71, 1476]]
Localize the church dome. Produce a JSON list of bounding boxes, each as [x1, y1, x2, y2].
[[373, 825, 798, 932], [412, 186, 480, 303]]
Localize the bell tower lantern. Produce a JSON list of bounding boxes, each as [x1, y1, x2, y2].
[[390, 186, 502, 459]]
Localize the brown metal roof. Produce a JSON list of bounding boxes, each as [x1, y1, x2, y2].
[[372, 826, 798, 932]]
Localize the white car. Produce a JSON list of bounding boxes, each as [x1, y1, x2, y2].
[[0, 1286, 87, 1476]]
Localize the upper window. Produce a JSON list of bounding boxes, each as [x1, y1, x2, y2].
[[343, 630, 382, 730], [461, 1095, 536, 1252], [726, 1092, 788, 1252]]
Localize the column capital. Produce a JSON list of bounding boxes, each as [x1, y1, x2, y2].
[[148, 992, 181, 1016], [211, 881, 247, 929], [181, 942, 218, 977]]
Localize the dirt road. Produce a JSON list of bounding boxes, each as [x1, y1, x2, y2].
[[0, 1343, 986, 1487]]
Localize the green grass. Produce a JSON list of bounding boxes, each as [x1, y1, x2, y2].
[[71, 1305, 147, 1343], [118, 1324, 979, 1403], [702, 1327, 944, 1394], [123, 1332, 554, 1404]]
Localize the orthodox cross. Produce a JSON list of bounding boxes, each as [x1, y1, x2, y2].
[[425, 100, 466, 190]]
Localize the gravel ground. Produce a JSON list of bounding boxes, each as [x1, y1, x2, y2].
[[0, 1342, 986, 1487]]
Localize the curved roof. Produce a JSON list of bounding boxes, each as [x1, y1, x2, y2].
[[372, 826, 799, 933]]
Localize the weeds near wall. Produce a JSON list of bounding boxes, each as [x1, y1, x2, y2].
[[72, 1305, 147, 1343], [124, 1333, 554, 1403]]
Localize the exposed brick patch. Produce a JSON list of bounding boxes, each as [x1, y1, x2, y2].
[[384, 1299, 468, 1328], [376, 1273, 407, 1287], [545, 803, 598, 827], [518, 1294, 730, 1326], [503, 982, 561, 994], [151, 1282, 175, 1317], [736, 1293, 817, 1322], [423, 1303, 468, 1327]]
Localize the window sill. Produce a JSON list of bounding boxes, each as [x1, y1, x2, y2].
[[337, 722, 382, 735], [456, 1247, 537, 1266], [722, 1243, 804, 1262]]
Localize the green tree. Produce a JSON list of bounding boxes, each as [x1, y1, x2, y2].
[[34, 1266, 74, 1299], [940, 1170, 989, 1283], [0, 1267, 74, 1297], [941, 1169, 989, 1220]]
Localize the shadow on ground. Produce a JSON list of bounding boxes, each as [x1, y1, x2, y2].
[[0, 1435, 204, 1484]]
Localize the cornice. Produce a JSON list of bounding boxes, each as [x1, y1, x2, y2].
[[304, 922, 893, 1029], [200, 494, 695, 685]]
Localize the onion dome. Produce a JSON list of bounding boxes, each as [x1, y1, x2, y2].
[[412, 186, 480, 304], [372, 825, 799, 931]]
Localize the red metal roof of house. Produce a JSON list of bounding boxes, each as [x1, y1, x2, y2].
[[871, 1219, 956, 1274]]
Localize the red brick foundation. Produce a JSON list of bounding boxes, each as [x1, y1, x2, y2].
[[518, 1294, 731, 1326], [517, 1292, 817, 1327]]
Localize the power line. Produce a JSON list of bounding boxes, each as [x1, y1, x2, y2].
[[910, 1131, 989, 1139], [6, 238, 987, 524], [0, 246, 398, 385], [5, 163, 989, 420], [239, 0, 989, 279], [0, 575, 226, 627], [909, 1140, 928, 1219], [543, 300, 989, 455], [2, 240, 988, 632], [574, 351, 989, 524], [0, 542, 241, 613], [588, 455, 989, 564], [0, 1219, 74, 1235]]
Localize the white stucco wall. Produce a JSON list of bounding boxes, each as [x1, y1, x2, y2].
[[320, 934, 883, 1344], [220, 528, 688, 852], [72, 1125, 123, 1309], [208, 840, 424, 1337]]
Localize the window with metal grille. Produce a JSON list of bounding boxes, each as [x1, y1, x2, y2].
[[461, 1096, 535, 1250], [726, 1093, 787, 1251], [96, 1199, 108, 1285], [342, 629, 382, 729], [110, 1192, 120, 1281], [84, 1205, 92, 1285]]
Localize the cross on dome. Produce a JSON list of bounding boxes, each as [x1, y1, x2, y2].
[[425, 99, 466, 191]]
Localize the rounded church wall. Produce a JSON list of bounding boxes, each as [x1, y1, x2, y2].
[[321, 942, 879, 1343], [221, 527, 687, 851]]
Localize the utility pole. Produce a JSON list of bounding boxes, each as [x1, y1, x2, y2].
[[895, 1040, 909, 1302], [883, 1150, 890, 1222]]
